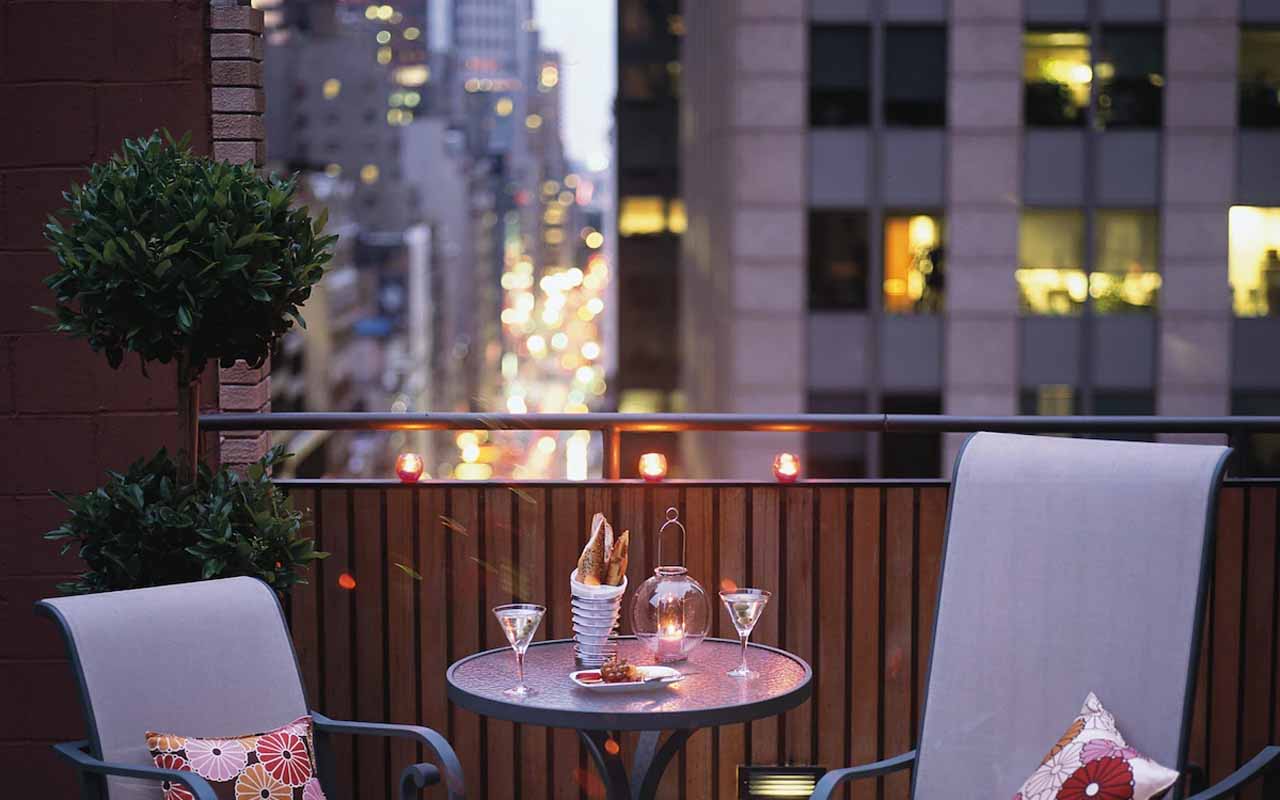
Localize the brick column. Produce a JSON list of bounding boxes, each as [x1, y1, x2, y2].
[[0, 2, 212, 794], [209, 0, 271, 469]]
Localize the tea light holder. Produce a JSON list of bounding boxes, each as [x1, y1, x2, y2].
[[638, 452, 668, 482], [773, 452, 800, 483], [395, 452, 424, 483]]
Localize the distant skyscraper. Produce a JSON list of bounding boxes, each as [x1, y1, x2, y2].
[[614, 0, 683, 472]]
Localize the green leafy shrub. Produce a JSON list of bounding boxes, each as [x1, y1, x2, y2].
[[42, 131, 334, 376], [45, 446, 326, 595]]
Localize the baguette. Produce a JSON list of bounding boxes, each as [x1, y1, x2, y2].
[[576, 512, 608, 585], [604, 530, 629, 586]]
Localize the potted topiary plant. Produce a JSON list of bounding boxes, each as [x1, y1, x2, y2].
[[40, 131, 334, 592]]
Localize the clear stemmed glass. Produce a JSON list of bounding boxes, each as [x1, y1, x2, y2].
[[493, 603, 545, 697], [719, 589, 771, 678]]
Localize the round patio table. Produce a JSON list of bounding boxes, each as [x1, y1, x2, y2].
[[446, 635, 812, 800]]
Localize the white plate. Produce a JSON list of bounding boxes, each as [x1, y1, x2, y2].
[[569, 666, 681, 692]]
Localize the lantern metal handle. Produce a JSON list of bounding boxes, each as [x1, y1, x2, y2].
[[656, 507, 686, 568]]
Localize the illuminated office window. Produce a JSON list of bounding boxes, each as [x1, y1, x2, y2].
[[1229, 206, 1280, 316], [810, 25, 870, 126], [884, 27, 947, 126], [1020, 385, 1077, 416], [1018, 210, 1086, 315], [1241, 28, 1280, 127], [1091, 210, 1160, 313], [883, 213, 944, 314], [809, 210, 869, 310], [1024, 30, 1091, 126], [619, 196, 668, 236], [667, 199, 687, 234]]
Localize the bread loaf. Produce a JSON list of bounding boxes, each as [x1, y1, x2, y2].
[[576, 512, 608, 585]]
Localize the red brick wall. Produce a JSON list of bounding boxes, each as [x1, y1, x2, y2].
[[0, 2, 213, 795]]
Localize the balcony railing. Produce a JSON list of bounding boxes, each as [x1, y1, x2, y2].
[[199, 414, 1280, 800], [202, 412, 1280, 478]]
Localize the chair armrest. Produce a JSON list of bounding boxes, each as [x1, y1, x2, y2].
[[311, 712, 465, 800], [1186, 746, 1280, 800], [53, 740, 218, 800], [811, 750, 917, 800]]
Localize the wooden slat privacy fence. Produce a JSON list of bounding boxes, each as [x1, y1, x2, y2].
[[281, 481, 1280, 800]]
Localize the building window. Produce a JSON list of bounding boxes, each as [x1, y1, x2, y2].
[[1091, 210, 1160, 313], [1018, 210, 1086, 315], [621, 63, 672, 100], [810, 25, 870, 126], [667, 199, 687, 234], [1229, 206, 1280, 316], [881, 394, 941, 478], [1095, 27, 1163, 128], [884, 27, 947, 126], [1024, 30, 1091, 126], [883, 213, 944, 313], [619, 196, 670, 236], [807, 392, 867, 478], [1233, 392, 1280, 476], [1020, 385, 1077, 415], [1241, 28, 1280, 127], [1092, 391, 1155, 440], [809, 210, 869, 310]]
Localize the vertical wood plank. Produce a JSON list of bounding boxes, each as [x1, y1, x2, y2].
[[618, 485, 649, 636], [320, 488, 354, 797], [289, 488, 321, 703], [850, 487, 882, 800], [616, 485, 648, 769], [882, 489, 914, 800], [1209, 487, 1244, 784], [516, 487, 549, 800], [386, 489, 417, 785], [549, 487, 582, 800], [449, 488, 484, 800], [484, 487, 517, 800], [750, 487, 781, 766], [915, 487, 947, 734], [419, 487, 450, 750], [784, 487, 815, 765], [816, 488, 849, 794], [353, 489, 388, 800], [685, 488, 715, 800], [650, 485, 682, 800], [718, 487, 748, 800], [1242, 488, 1276, 800]]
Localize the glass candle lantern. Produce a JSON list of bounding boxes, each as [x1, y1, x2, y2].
[[630, 508, 710, 662]]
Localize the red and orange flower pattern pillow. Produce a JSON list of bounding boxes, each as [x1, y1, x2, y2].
[[1013, 693, 1179, 800], [146, 715, 327, 800]]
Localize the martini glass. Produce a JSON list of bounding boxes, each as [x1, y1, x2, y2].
[[493, 603, 545, 697], [719, 589, 771, 678]]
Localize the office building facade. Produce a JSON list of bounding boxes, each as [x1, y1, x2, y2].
[[679, 0, 1280, 479]]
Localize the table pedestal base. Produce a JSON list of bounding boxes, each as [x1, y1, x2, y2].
[[580, 729, 693, 800]]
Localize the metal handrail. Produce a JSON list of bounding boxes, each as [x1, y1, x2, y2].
[[200, 412, 1280, 479]]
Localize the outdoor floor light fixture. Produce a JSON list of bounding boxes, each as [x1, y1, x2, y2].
[[739, 765, 826, 798]]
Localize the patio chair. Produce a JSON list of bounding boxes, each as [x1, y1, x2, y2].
[[813, 431, 1279, 800], [37, 576, 464, 800]]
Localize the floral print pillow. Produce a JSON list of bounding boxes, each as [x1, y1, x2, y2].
[[146, 715, 327, 800], [1014, 693, 1179, 800]]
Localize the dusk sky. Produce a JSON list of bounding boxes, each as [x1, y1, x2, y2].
[[534, 0, 616, 170]]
